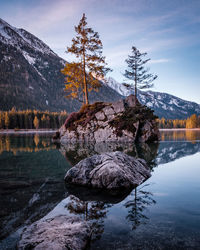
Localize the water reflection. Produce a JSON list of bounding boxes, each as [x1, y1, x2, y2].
[[1, 131, 200, 249], [66, 195, 111, 241], [60, 139, 200, 168], [61, 141, 159, 169], [0, 134, 57, 155], [49, 182, 156, 243], [160, 129, 200, 142], [157, 141, 200, 165], [0, 134, 69, 242], [124, 184, 156, 230]]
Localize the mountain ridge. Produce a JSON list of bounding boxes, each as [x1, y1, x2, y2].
[[104, 77, 200, 119], [0, 18, 122, 113], [0, 18, 199, 119]]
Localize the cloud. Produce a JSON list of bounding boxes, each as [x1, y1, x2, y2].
[[149, 58, 171, 64], [4, 0, 84, 34]]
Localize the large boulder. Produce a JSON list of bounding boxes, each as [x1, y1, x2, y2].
[[57, 95, 159, 143], [64, 151, 151, 191], [18, 215, 91, 250]]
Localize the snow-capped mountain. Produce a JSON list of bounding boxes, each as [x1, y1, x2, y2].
[[104, 77, 200, 119], [0, 18, 56, 56], [1, 17, 199, 118], [0, 18, 121, 112]]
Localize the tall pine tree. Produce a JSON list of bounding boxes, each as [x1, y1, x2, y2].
[[123, 46, 157, 105], [62, 13, 110, 104]]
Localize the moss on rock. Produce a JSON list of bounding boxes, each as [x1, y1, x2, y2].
[[64, 102, 106, 131], [108, 103, 158, 137]]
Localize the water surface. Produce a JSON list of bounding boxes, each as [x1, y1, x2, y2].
[[0, 130, 200, 249]]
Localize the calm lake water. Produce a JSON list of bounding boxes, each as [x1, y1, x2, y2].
[[0, 130, 200, 249]]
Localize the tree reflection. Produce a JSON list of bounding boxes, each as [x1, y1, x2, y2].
[[65, 195, 111, 241], [0, 134, 56, 155], [124, 184, 156, 230], [160, 129, 200, 142]]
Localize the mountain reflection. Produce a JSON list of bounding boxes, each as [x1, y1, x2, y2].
[[60, 139, 200, 168], [1, 131, 200, 248], [157, 141, 200, 165]]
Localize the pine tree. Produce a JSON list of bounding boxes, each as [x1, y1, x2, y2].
[[5, 112, 10, 129], [61, 63, 85, 103], [123, 46, 157, 105], [62, 13, 110, 104], [186, 114, 198, 128], [33, 116, 39, 130], [41, 114, 46, 128], [0, 112, 3, 129]]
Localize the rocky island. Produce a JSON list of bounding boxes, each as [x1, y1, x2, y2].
[[55, 95, 160, 143]]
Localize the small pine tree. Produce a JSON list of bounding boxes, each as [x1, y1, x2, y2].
[[41, 114, 46, 128], [33, 116, 39, 130], [124, 46, 157, 105], [0, 112, 3, 129], [5, 112, 10, 129], [186, 114, 198, 128]]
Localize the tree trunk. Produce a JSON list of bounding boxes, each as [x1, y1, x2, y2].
[[134, 80, 137, 105], [83, 54, 89, 105], [134, 61, 137, 105]]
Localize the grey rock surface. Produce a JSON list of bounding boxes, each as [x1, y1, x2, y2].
[[139, 120, 159, 142], [65, 151, 151, 190], [18, 215, 91, 250], [59, 95, 159, 143]]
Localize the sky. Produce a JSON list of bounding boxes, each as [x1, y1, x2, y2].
[[0, 0, 200, 103]]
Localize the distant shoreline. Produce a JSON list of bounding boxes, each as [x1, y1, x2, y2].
[[0, 129, 57, 134], [0, 128, 200, 134], [159, 128, 200, 131]]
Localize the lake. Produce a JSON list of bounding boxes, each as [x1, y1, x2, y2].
[[0, 130, 200, 249]]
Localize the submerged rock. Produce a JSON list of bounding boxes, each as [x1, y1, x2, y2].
[[57, 95, 159, 143], [64, 151, 151, 190], [18, 215, 91, 250]]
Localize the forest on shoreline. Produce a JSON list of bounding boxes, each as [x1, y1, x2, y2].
[[0, 109, 67, 130], [0, 109, 200, 130], [158, 114, 200, 129]]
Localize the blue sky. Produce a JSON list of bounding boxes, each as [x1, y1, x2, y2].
[[0, 0, 200, 103]]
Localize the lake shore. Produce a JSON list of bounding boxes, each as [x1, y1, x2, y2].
[[0, 129, 57, 134], [0, 128, 200, 134], [160, 128, 200, 131]]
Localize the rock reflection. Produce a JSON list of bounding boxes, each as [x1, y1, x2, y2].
[[124, 184, 156, 230], [66, 195, 111, 241], [60, 141, 159, 169], [64, 185, 134, 242], [64, 182, 156, 242], [60, 139, 200, 168]]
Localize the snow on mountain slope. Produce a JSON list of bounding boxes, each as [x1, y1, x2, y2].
[[0, 18, 56, 56], [0, 18, 122, 112], [105, 77, 131, 96], [104, 77, 200, 119]]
